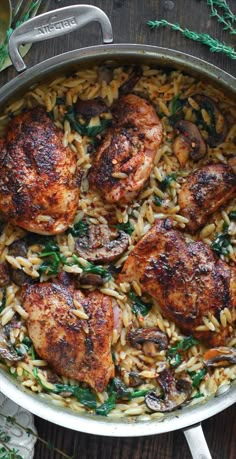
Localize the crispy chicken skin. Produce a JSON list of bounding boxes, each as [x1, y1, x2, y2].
[[119, 219, 236, 346], [23, 282, 114, 392], [0, 108, 79, 235], [178, 164, 236, 234], [89, 94, 163, 203]]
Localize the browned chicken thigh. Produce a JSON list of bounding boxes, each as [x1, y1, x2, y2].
[[22, 282, 114, 392], [178, 164, 236, 234], [0, 108, 79, 235], [119, 219, 236, 346], [89, 94, 163, 203]]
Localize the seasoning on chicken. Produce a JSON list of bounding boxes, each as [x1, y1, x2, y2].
[[0, 108, 79, 235], [119, 219, 236, 346], [89, 94, 163, 203], [178, 164, 236, 234], [22, 282, 114, 392]]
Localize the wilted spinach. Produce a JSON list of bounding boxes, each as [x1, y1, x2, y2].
[[128, 291, 152, 316]]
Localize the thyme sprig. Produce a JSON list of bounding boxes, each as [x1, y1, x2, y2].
[[147, 19, 236, 59], [207, 0, 236, 34], [208, 0, 236, 23], [0, 414, 73, 459]]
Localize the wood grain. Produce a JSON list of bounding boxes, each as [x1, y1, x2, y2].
[[0, 1, 235, 458]]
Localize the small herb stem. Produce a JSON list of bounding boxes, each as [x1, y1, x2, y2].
[[208, 0, 236, 22], [0, 414, 73, 459], [207, 0, 236, 34], [147, 19, 236, 59]]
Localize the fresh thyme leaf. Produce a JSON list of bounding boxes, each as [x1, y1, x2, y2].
[[207, 0, 236, 35], [211, 231, 231, 255], [147, 19, 236, 59], [128, 291, 152, 316], [0, 431, 10, 443], [188, 368, 207, 388], [68, 220, 89, 237], [159, 173, 177, 191], [115, 221, 134, 235]]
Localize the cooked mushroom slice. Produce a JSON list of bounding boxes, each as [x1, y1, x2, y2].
[[0, 262, 10, 287], [173, 120, 207, 164], [0, 325, 23, 361], [128, 371, 143, 387], [192, 94, 228, 147], [75, 97, 109, 119], [203, 347, 236, 368], [76, 223, 129, 263], [119, 66, 142, 96], [77, 273, 105, 286], [10, 269, 32, 287], [128, 328, 168, 356], [145, 369, 192, 412], [8, 239, 28, 258]]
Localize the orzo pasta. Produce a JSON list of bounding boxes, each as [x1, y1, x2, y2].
[[0, 64, 235, 419]]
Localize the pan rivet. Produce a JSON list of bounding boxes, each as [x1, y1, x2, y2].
[[215, 384, 230, 397]]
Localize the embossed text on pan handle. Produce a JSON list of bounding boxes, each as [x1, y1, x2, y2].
[[8, 5, 113, 72]]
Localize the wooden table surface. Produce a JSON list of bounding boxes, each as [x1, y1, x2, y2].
[[0, 1, 236, 458]]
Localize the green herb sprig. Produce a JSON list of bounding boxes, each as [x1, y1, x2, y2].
[[147, 19, 236, 59], [208, 0, 236, 32], [0, 414, 72, 459]]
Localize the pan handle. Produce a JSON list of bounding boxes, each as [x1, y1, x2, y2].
[[8, 5, 113, 72], [183, 423, 212, 459]]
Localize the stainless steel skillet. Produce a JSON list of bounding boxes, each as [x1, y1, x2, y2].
[[0, 5, 235, 459]]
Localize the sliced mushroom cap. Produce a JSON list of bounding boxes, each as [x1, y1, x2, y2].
[[128, 328, 168, 354], [0, 262, 10, 287], [145, 369, 192, 412], [174, 120, 207, 163], [192, 94, 228, 147], [75, 97, 109, 119], [77, 273, 105, 286], [8, 239, 28, 258], [76, 223, 129, 263], [10, 269, 33, 287], [118, 66, 142, 97], [128, 371, 143, 387], [0, 325, 23, 362], [203, 347, 236, 368]]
